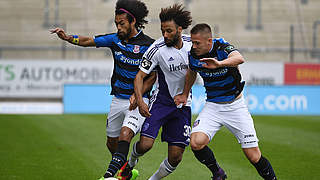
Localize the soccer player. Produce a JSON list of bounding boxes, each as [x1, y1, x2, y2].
[[174, 23, 277, 180], [124, 4, 193, 180], [50, 0, 155, 179]]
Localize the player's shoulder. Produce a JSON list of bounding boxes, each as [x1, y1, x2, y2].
[[150, 37, 166, 50], [95, 33, 117, 39], [213, 38, 229, 45], [153, 37, 165, 46], [133, 32, 155, 46], [141, 33, 155, 43], [144, 37, 165, 60]]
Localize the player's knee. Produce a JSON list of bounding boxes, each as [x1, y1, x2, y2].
[[168, 152, 183, 167], [190, 137, 207, 151], [248, 153, 261, 163], [190, 132, 209, 151], [119, 127, 134, 142], [243, 147, 261, 163]]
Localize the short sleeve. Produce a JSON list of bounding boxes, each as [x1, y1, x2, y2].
[[139, 42, 159, 74], [217, 38, 238, 55], [214, 38, 238, 60], [94, 33, 115, 48]]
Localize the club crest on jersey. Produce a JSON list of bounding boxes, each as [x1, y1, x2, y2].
[[133, 45, 140, 53]]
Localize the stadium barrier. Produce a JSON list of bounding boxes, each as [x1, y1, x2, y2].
[[63, 84, 320, 115]]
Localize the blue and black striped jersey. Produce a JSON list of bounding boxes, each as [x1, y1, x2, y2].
[[94, 31, 154, 99], [189, 38, 245, 102]]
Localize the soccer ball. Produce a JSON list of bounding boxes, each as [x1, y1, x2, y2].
[[104, 178, 118, 180]]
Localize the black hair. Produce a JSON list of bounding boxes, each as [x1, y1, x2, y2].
[[115, 0, 149, 30], [190, 23, 212, 35], [159, 4, 192, 29]]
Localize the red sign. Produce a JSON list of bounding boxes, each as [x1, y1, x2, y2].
[[285, 63, 320, 85]]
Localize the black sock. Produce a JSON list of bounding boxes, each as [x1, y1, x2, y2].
[[104, 140, 130, 178], [253, 155, 277, 180], [192, 146, 220, 175]]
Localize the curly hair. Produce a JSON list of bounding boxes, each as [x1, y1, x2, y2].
[[159, 4, 192, 29], [115, 0, 149, 30]]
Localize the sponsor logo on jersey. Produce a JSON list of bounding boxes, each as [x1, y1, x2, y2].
[[203, 68, 228, 77], [116, 52, 141, 65], [168, 57, 175, 61], [133, 45, 140, 53], [169, 63, 188, 72], [141, 57, 152, 70]]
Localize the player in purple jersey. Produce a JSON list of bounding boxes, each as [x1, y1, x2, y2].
[[175, 23, 277, 180], [122, 4, 193, 180]]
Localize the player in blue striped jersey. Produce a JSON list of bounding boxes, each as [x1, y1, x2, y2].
[[174, 23, 277, 180], [51, 0, 156, 179]]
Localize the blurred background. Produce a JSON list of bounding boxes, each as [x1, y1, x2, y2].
[[1, 1, 320, 180], [0, 0, 320, 114], [0, 0, 319, 61]]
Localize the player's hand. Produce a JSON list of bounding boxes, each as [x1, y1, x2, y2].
[[50, 28, 71, 41], [174, 94, 187, 107], [129, 94, 138, 111], [200, 58, 221, 69], [138, 101, 151, 118]]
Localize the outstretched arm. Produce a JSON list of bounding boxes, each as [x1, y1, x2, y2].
[[50, 27, 96, 47], [174, 68, 197, 106], [200, 51, 244, 69]]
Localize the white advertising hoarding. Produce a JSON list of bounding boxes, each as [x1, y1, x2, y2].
[[239, 62, 284, 85], [0, 60, 284, 98], [0, 60, 113, 98]]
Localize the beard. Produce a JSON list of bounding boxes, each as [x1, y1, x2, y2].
[[117, 27, 131, 41], [164, 32, 180, 47]]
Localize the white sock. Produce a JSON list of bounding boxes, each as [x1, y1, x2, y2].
[[128, 141, 143, 168], [148, 158, 176, 180]]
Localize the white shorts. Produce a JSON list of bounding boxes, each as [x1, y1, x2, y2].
[[191, 96, 259, 148], [106, 96, 149, 137]]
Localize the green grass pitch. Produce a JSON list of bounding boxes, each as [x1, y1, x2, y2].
[[0, 114, 319, 180]]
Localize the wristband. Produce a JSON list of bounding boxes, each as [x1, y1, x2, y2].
[[71, 35, 79, 45]]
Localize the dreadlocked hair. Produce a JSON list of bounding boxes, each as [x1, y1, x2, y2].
[[159, 3, 192, 29], [115, 0, 149, 30]]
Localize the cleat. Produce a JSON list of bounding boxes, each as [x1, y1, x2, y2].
[[130, 169, 139, 180], [117, 161, 139, 180], [212, 168, 227, 180]]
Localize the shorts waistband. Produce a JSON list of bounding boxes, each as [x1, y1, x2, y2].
[[213, 94, 242, 104]]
